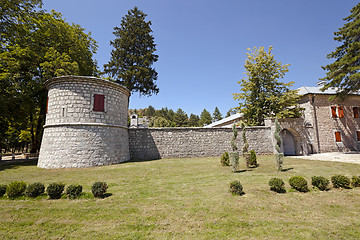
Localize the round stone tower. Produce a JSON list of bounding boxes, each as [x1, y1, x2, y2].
[[38, 76, 130, 168]]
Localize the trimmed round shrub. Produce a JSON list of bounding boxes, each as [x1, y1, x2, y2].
[[46, 183, 65, 199], [229, 180, 244, 196], [249, 150, 257, 167], [351, 176, 360, 188], [289, 176, 309, 192], [6, 181, 27, 198], [311, 176, 330, 191], [331, 175, 351, 189], [269, 178, 286, 193], [0, 184, 7, 197], [220, 152, 230, 166], [25, 182, 45, 198], [91, 182, 108, 198], [66, 184, 83, 199]]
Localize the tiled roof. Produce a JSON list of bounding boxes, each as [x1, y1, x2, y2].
[[298, 86, 360, 96], [203, 113, 243, 128]]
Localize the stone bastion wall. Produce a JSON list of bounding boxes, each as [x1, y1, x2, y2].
[[38, 76, 130, 168], [38, 76, 278, 168], [129, 127, 274, 160]]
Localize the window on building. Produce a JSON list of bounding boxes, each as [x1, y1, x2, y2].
[[331, 106, 337, 118], [334, 132, 342, 142], [354, 107, 359, 118], [338, 106, 344, 118], [93, 94, 105, 112], [357, 131, 360, 141]]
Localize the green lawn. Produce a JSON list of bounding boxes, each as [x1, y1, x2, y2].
[[1, 156, 360, 239]]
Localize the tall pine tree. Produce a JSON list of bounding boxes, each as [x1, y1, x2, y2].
[[212, 107, 223, 121], [199, 109, 212, 126], [320, 3, 360, 97], [104, 7, 158, 96], [233, 46, 302, 126]]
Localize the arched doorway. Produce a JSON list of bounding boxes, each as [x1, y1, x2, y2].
[[280, 129, 296, 156]]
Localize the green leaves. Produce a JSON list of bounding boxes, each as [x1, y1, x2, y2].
[[320, 3, 360, 97], [103, 7, 158, 96], [233, 46, 302, 126]]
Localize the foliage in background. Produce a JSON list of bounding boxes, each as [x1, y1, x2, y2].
[[199, 108, 213, 127], [103, 7, 158, 97], [0, 0, 97, 152], [320, 3, 360, 97], [233, 46, 302, 126], [213, 107, 223, 121]]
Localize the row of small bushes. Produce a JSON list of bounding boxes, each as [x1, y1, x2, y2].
[[0, 181, 108, 199], [230, 175, 360, 196], [221, 151, 257, 167], [269, 175, 360, 193]]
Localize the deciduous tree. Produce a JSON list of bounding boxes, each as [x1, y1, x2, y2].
[[0, 5, 97, 152], [233, 46, 302, 126]]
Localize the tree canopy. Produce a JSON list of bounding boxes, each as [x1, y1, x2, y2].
[[0, 1, 97, 152], [320, 3, 360, 97], [233, 46, 302, 126], [103, 7, 158, 97], [199, 109, 213, 126], [212, 107, 223, 121]]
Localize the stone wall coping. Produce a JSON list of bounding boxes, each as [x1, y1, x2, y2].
[[44, 122, 128, 129], [129, 126, 270, 130], [45, 76, 130, 97]]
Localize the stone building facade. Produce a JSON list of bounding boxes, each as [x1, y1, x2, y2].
[[297, 87, 360, 153], [38, 76, 130, 168], [38, 76, 360, 168]]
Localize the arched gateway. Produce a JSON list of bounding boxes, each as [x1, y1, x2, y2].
[[280, 129, 296, 156]]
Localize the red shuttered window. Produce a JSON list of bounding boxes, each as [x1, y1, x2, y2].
[[354, 107, 359, 118], [335, 132, 342, 142], [357, 131, 360, 141], [93, 94, 105, 112], [338, 106, 344, 118], [331, 106, 337, 118]]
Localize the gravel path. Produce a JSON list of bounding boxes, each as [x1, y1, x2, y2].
[[291, 152, 360, 165]]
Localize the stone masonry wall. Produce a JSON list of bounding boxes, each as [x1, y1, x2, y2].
[[311, 95, 360, 152], [129, 127, 273, 160], [38, 76, 130, 168]]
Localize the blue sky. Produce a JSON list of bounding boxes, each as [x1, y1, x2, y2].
[[42, 0, 358, 117]]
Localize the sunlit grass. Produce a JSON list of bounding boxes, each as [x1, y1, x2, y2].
[[0, 156, 360, 239]]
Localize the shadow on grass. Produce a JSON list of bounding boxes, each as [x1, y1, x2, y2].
[[281, 167, 294, 172], [234, 169, 252, 173], [128, 158, 163, 163], [0, 159, 38, 171]]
